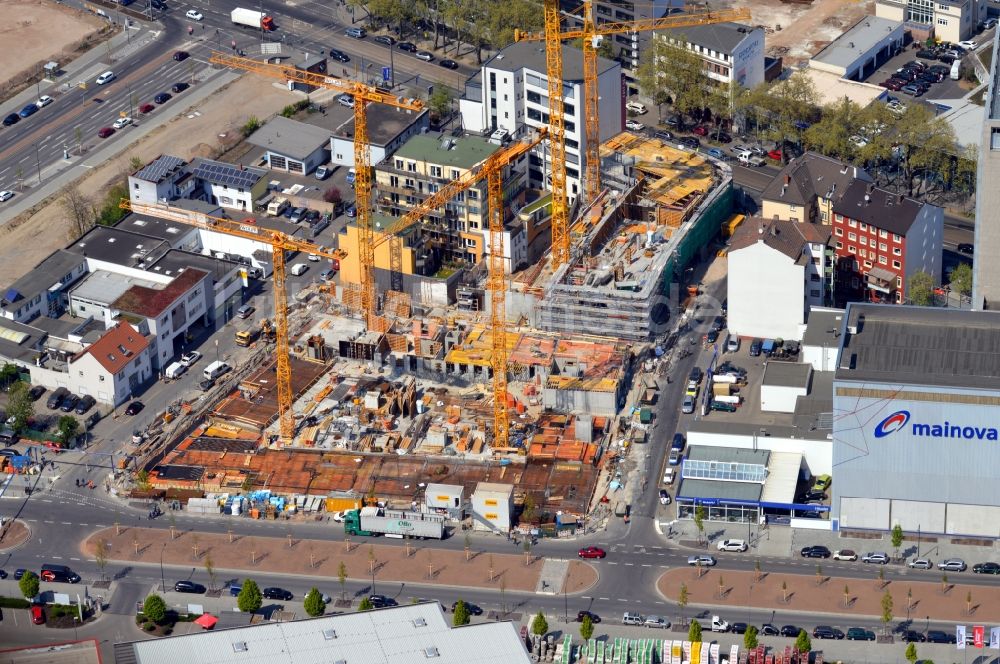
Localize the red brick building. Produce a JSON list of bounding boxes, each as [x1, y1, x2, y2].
[[831, 181, 943, 305]]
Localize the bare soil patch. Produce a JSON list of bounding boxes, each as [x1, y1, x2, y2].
[[0, 519, 30, 551], [730, 0, 875, 63], [0, 0, 106, 82]]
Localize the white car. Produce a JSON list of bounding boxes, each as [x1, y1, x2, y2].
[[959, 40, 978, 50], [112, 116, 132, 129], [625, 120, 644, 131], [717, 539, 748, 552], [185, 9, 204, 20], [833, 549, 858, 561], [908, 558, 933, 569], [180, 351, 202, 367], [36, 95, 53, 108], [95, 71, 115, 85], [849, 135, 868, 149], [886, 100, 906, 115], [0, 191, 13, 203], [687, 555, 716, 567], [331, 510, 347, 522], [415, 51, 434, 62], [308, 254, 320, 262]]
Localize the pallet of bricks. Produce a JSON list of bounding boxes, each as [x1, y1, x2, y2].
[[573, 637, 726, 663]]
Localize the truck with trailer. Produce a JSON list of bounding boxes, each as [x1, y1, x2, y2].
[[342, 507, 445, 539], [231, 7, 275, 31]]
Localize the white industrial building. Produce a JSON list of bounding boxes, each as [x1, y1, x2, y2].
[[876, 0, 987, 43], [727, 218, 832, 342], [459, 41, 624, 199], [471, 481, 514, 533], [809, 16, 904, 81], [424, 483, 465, 520], [247, 115, 331, 176], [760, 363, 813, 413], [330, 104, 429, 169], [659, 21, 766, 89], [128, 155, 268, 213]]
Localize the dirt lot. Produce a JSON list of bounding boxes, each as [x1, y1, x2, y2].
[[0, 0, 105, 82], [0, 75, 294, 287], [731, 0, 875, 63]]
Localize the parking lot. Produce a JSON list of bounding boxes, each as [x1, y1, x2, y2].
[[866, 45, 967, 101]]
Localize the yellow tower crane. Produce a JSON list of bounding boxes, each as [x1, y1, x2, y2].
[[209, 52, 423, 329], [517, 2, 751, 204]]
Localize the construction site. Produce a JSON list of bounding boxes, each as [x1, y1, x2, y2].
[[126, 5, 739, 536]]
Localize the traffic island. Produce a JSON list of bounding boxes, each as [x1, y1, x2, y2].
[[656, 566, 1000, 623], [0, 519, 30, 552], [84, 527, 597, 595]]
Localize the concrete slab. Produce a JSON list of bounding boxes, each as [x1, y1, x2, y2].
[[536, 557, 569, 595]]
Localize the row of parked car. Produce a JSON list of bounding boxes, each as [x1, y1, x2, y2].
[[797, 545, 990, 572], [43, 386, 96, 414], [879, 59, 953, 97]]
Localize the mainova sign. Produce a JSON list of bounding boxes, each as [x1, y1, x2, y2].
[[874, 410, 1000, 441]]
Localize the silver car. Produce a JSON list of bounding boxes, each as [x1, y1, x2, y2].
[[938, 558, 967, 572], [682, 394, 695, 414], [644, 615, 669, 629], [862, 551, 889, 564], [687, 555, 716, 567], [908, 558, 932, 569]]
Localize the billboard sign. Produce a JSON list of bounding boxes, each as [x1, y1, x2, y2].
[[974, 625, 985, 649], [874, 409, 999, 441], [957, 625, 966, 649]]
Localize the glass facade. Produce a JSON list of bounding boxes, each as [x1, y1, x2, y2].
[[677, 500, 759, 523]]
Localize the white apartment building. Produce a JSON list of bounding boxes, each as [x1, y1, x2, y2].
[[727, 218, 833, 341], [128, 155, 268, 213], [876, 0, 987, 42], [459, 41, 624, 200], [660, 22, 766, 89]]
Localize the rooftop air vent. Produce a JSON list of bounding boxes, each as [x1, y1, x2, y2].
[[323, 629, 337, 640], [424, 647, 440, 658], [232, 642, 248, 653]]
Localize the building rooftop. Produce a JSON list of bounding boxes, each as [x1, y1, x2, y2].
[[832, 180, 924, 236], [662, 21, 758, 55], [112, 268, 209, 319], [2, 250, 86, 312], [116, 213, 200, 243], [760, 151, 866, 208], [147, 249, 242, 281], [330, 104, 429, 148], [0, 640, 101, 664], [836, 303, 1000, 390], [687, 445, 770, 465], [70, 270, 161, 307], [762, 361, 813, 389], [393, 134, 501, 170], [189, 158, 266, 189], [133, 154, 187, 184], [0, 317, 46, 364], [483, 41, 618, 81], [77, 321, 148, 374], [68, 226, 172, 268], [729, 218, 830, 261], [801, 308, 846, 348], [811, 15, 901, 69], [119, 604, 530, 664], [991, 27, 1000, 120], [247, 116, 333, 161]]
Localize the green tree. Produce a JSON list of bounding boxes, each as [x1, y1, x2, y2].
[[358, 596, 374, 611], [635, 36, 710, 124], [692, 506, 706, 543], [908, 271, 934, 306], [303, 588, 326, 617], [96, 183, 130, 226], [62, 185, 96, 240], [135, 469, 152, 491], [905, 642, 918, 664], [241, 116, 261, 138], [891, 524, 904, 561], [803, 97, 862, 159], [7, 381, 34, 433], [744, 625, 758, 650], [795, 629, 812, 654], [744, 73, 818, 164], [580, 614, 594, 640], [678, 583, 689, 624], [338, 561, 348, 600], [949, 263, 973, 296], [237, 579, 263, 613], [881, 590, 894, 634], [452, 599, 470, 626], [0, 364, 19, 391], [428, 87, 454, 120], [19, 571, 39, 600], [143, 593, 167, 623], [688, 619, 702, 642], [56, 415, 80, 448], [530, 611, 548, 636]]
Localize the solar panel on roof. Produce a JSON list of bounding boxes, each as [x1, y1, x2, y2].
[[135, 155, 185, 183]]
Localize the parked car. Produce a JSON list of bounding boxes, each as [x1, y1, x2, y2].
[[31, 605, 45, 624], [833, 549, 857, 561], [902, 630, 926, 643], [236, 304, 255, 319], [658, 489, 671, 505], [2, 113, 19, 126], [692, 125, 708, 136], [938, 558, 967, 572], [644, 615, 669, 629], [780, 625, 801, 638], [862, 551, 889, 564], [397, 42, 417, 52], [578, 546, 606, 559], [263, 587, 293, 601], [908, 558, 933, 569], [654, 130, 674, 142], [59, 395, 79, 413], [813, 626, 844, 640], [372, 35, 395, 46], [749, 338, 762, 356], [729, 622, 748, 635], [125, 401, 144, 416], [973, 561, 1000, 574], [74, 395, 96, 415], [28, 385, 46, 401], [0, 191, 14, 203], [415, 51, 435, 62], [668, 448, 682, 466], [625, 120, 644, 131], [687, 555, 716, 567], [577, 610, 600, 623], [800, 490, 827, 503], [154, 92, 171, 104], [705, 147, 726, 159], [19, 103, 39, 118], [337, 93, 355, 108], [760, 624, 780, 636], [450, 600, 482, 615], [37, 95, 53, 108], [367, 594, 396, 608], [174, 580, 206, 593], [97, 127, 115, 139], [329, 48, 350, 63], [846, 627, 876, 641], [289, 207, 306, 223], [957, 242, 974, 254], [681, 394, 695, 414], [171, 82, 189, 93], [180, 351, 202, 367], [112, 117, 132, 130], [717, 539, 748, 552], [926, 630, 956, 644], [139, 103, 155, 114], [679, 137, 700, 149], [439, 59, 459, 69], [811, 474, 832, 491], [800, 545, 831, 558]]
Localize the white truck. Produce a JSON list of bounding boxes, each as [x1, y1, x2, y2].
[[343, 506, 445, 539], [711, 616, 730, 632], [164, 361, 187, 380], [231, 7, 275, 30]]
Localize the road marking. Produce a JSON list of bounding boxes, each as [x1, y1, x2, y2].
[[617, 598, 628, 602], [79, 523, 88, 526], [624, 563, 634, 567], [598, 597, 610, 601], [51, 555, 63, 559], [641, 564, 652, 567], [70, 557, 80, 561], [61, 521, 72, 525]]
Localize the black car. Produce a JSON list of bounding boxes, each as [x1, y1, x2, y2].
[[679, 136, 700, 149], [372, 35, 395, 46], [439, 59, 459, 70], [706, 329, 719, 344], [799, 490, 827, 503], [125, 401, 144, 416], [59, 395, 80, 413], [263, 587, 293, 601], [74, 395, 96, 415], [28, 385, 46, 401], [730, 622, 748, 634], [329, 49, 350, 63], [813, 626, 844, 639], [800, 545, 831, 558], [671, 433, 685, 451], [916, 49, 937, 59], [368, 594, 397, 608], [760, 624, 780, 636], [397, 42, 417, 53], [173, 50, 189, 61], [576, 610, 600, 623], [973, 561, 1000, 574], [151, 0, 167, 8], [749, 338, 762, 356], [926, 630, 956, 644], [171, 82, 189, 93], [689, 367, 702, 384], [0, 569, 7, 579], [780, 625, 801, 638], [712, 316, 725, 331], [174, 580, 205, 594], [451, 601, 483, 615], [957, 243, 974, 254], [902, 630, 926, 643], [3, 113, 19, 127], [154, 92, 171, 104]]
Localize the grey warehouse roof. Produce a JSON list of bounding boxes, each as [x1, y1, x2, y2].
[[811, 16, 901, 69], [762, 362, 812, 389], [661, 22, 756, 55], [801, 308, 846, 348], [247, 116, 333, 161], [484, 41, 619, 81], [836, 303, 1000, 390], [119, 603, 530, 664], [2, 250, 85, 308], [687, 445, 770, 465]]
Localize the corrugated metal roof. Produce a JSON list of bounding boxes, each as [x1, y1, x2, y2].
[[129, 603, 530, 664]]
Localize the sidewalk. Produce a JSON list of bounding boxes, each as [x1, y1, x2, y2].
[[83, 527, 598, 595], [657, 566, 1000, 623]]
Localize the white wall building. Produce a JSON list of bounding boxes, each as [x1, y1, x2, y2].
[[760, 363, 813, 413], [876, 0, 987, 42], [660, 22, 766, 89], [460, 41, 624, 199], [471, 482, 514, 533], [727, 219, 832, 342], [0, 250, 87, 323], [809, 16, 905, 81]]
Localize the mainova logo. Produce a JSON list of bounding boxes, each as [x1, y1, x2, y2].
[[873, 410, 910, 438]]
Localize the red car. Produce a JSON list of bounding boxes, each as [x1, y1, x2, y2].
[[578, 546, 606, 559], [31, 605, 45, 624], [139, 103, 155, 114], [768, 149, 783, 161], [692, 125, 708, 136], [97, 127, 115, 139]]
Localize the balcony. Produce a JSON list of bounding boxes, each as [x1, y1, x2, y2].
[[865, 267, 898, 295]]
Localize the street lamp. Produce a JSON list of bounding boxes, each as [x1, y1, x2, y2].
[[34, 143, 42, 184], [73, 615, 79, 641], [215, 339, 220, 365], [159, 542, 166, 592]]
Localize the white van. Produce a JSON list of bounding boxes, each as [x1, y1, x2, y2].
[[267, 197, 289, 216], [203, 361, 230, 381], [738, 151, 765, 167], [95, 71, 116, 85], [290, 263, 308, 276], [950, 59, 961, 80], [625, 100, 647, 114], [164, 361, 187, 379]]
